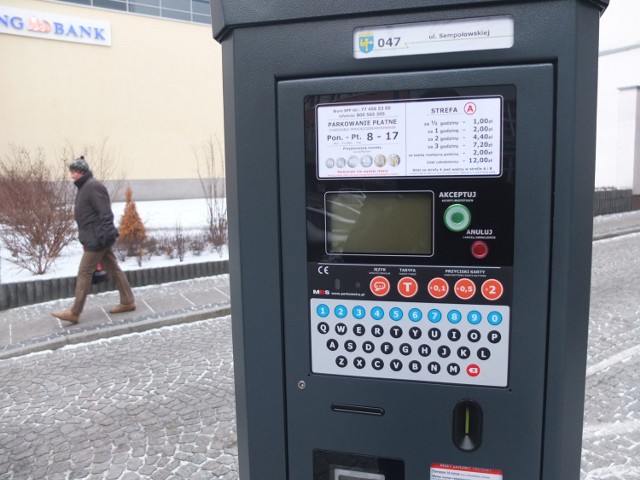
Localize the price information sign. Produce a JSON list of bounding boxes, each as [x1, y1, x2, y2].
[[316, 96, 502, 179]]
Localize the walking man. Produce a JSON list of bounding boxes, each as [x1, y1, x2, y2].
[[52, 157, 135, 323]]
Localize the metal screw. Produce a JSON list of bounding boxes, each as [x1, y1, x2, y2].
[[297, 380, 307, 390]]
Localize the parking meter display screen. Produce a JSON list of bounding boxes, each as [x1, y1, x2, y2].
[[326, 191, 433, 256]]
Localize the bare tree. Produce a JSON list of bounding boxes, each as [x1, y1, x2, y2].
[[0, 146, 76, 276], [194, 136, 227, 254], [60, 137, 128, 201]]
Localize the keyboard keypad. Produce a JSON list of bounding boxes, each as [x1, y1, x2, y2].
[[311, 298, 509, 387]]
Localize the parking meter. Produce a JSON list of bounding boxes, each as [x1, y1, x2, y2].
[[211, 1, 608, 479]]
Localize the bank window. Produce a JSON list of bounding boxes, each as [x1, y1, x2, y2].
[[55, 0, 212, 25], [161, 8, 190, 21], [192, 0, 209, 15], [128, 3, 160, 16], [94, 0, 127, 11], [163, 0, 189, 10]]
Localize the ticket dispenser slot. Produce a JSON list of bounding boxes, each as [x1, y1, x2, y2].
[[278, 65, 554, 479]]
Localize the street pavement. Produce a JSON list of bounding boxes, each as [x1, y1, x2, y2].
[[581, 230, 640, 479], [0, 276, 231, 360], [0, 317, 237, 480], [0, 212, 639, 479]]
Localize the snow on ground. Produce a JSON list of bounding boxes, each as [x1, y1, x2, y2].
[[111, 198, 213, 231], [0, 199, 228, 284]]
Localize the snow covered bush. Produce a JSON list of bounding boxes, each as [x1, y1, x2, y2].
[[0, 146, 76, 275]]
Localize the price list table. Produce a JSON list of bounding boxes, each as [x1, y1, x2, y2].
[[316, 96, 503, 179]]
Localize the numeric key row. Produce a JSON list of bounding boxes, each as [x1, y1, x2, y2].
[[316, 304, 503, 326]]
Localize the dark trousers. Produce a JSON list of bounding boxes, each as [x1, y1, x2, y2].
[[71, 247, 135, 314]]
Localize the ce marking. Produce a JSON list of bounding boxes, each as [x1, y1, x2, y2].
[[318, 266, 330, 275]]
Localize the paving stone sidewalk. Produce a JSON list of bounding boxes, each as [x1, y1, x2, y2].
[[0, 275, 231, 360]]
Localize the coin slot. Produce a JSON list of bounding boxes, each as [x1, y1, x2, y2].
[[453, 400, 483, 451]]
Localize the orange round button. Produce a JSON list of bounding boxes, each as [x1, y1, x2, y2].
[[428, 277, 449, 299], [370, 276, 391, 297], [481, 279, 504, 301], [397, 277, 419, 298], [454, 278, 476, 300]]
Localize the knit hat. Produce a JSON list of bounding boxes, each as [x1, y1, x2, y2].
[[69, 156, 90, 174]]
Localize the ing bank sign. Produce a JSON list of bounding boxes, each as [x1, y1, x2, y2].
[[0, 6, 111, 46]]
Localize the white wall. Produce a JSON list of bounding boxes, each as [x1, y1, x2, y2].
[[595, 0, 640, 190]]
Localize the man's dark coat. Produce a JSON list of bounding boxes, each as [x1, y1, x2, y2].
[[74, 173, 119, 252]]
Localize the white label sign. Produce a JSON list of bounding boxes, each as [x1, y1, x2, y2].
[[0, 6, 111, 47], [317, 96, 502, 178], [354, 16, 514, 59]]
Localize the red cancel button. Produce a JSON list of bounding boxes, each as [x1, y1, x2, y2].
[[471, 241, 489, 259], [467, 364, 481, 377]]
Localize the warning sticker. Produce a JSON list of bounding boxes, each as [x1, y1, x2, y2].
[[430, 463, 503, 480]]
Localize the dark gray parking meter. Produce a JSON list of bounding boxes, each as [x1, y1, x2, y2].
[[211, 1, 608, 479]]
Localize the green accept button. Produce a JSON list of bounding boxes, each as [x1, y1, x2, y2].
[[444, 203, 472, 232]]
